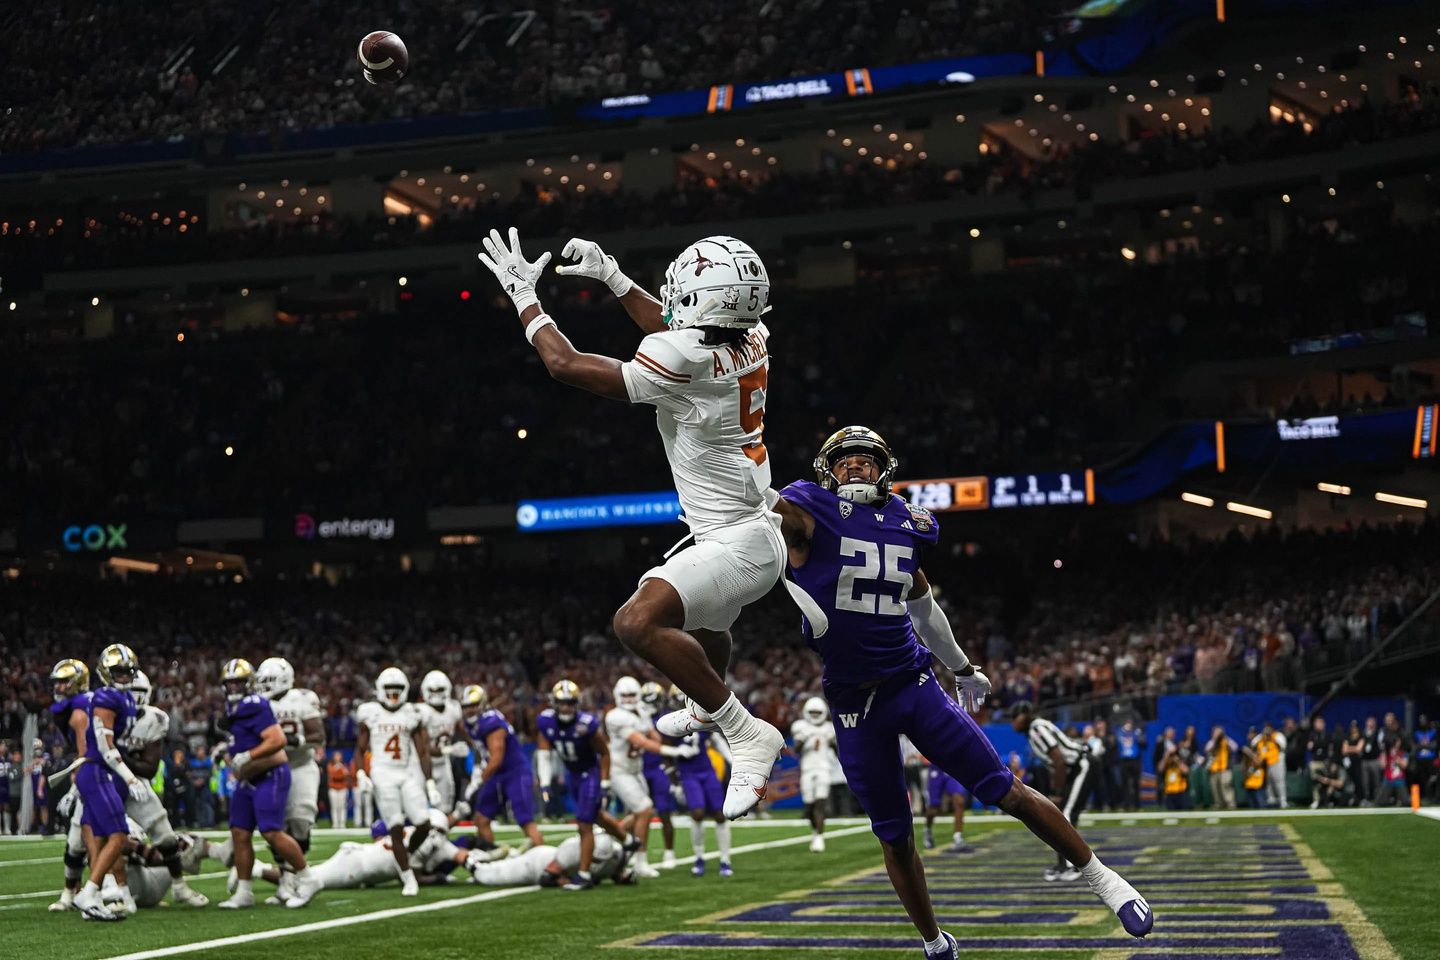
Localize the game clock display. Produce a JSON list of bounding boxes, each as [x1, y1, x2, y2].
[[897, 470, 1093, 512]]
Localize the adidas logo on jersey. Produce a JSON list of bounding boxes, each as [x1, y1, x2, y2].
[[902, 520, 914, 530], [838, 713, 860, 728]]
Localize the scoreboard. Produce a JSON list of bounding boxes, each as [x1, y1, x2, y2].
[[897, 470, 1093, 512]]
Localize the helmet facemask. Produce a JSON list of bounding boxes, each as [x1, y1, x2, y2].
[[814, 426, 899, 506]]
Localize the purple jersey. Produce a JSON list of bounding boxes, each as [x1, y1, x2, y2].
[[536, 709, 601, 772], [83, 687, 136, 758], [226, 694, 279, 754], [780, 480, 940, 686], [642, 718, 664, 773], [676, 731, 714, 777], [51, 692, 92, 753], [466, 708, 525, 776]]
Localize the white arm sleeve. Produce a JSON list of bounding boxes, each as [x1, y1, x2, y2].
[[92, 715, 139, 783], [536, 749, 554, 786], [908, 588, 970, 672]]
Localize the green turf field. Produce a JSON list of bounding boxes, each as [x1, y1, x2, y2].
[[2, 811, 1435, 959]]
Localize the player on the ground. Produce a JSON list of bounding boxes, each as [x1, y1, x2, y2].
[[216, 658, 321, 910], [119, 820, 211, 908], [923, 762, 975, 854], [254, 657, 325, 873], [469, 828, 635, 888], [71, 644, 146, 921], [637, 681, 679, 868], [769, 426, 1153, 957], [1011, 702, 1096, 880], [461, 683, 544, 851], [535, 680, 640, 890], [477, 229, 786, 819], [246, 811, 484, 891], [665, 685, 733, 876], [46, 658, 94, 913], [117, 670, 209, 906], [354, 667, 435, 896], [605, 676, 695, 878], [418, 670, 471, 815], [791, 696, 837, 852]]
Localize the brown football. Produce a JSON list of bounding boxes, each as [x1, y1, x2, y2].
[[357, 31, 408, 85]]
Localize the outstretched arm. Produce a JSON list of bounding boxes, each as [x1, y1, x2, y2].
[[477, 228, 630, 401], [767, 489, 816, 567], [555, 237, 666, 335]]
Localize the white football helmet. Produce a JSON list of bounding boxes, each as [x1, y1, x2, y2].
[[660, 236, 770, 330], [254, 657, 295, 700], [613, 676, 641, 711], [421, 670, 452, 709], [129, 670, 152, 709], [803, 696, 829, 724], [376, 667, 410, 710]]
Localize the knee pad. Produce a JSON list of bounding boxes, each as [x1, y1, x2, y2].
[[155, 834, 180, 858], [288, 820, 312, 850], [63, 849, 86, 880]]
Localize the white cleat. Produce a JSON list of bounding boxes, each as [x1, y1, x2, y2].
[[401, 876, 419, 897], [217, 890, 255, 910], [211, 838, 235, 868], [810, 834, 826, 853], [633, 861, 661, 879], [75, 886, 124, 922], [49, 889, 77, 912], [172, 880, 209, 907], [285, 873, 323, 909], [722, 719, 785, 820], [655, 696, 720, 737], [660, 850, 677, 869]]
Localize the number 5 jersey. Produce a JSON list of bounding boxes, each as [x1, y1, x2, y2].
[[778, 479, 940, 688]]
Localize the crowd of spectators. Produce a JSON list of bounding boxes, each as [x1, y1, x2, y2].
[[0, 0, 1073, 154], [5, 204, 1437, 526]]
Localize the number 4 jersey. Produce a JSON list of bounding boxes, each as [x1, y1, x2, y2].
[[620, 323, 771, 538], [779, 479, 939, 687], [356, 701, 422, 780]]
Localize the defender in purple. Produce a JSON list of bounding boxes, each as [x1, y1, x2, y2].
[[216, 658, 321, 910], [535, 680, 638, 890], [71, 644, 142, 921], [770, 426, 1153, 958], [461, 683, 545, 851], [47, 658, 93, 912]]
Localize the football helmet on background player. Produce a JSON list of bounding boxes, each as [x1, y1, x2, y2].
[[613, 676, 641, 711], [220, 659, 255, 703], [96, 643, 140, 688], [551, 680, 580, 722], [802, 697, 829, 724], [376, 667, 410, 710], [422, 670, 453, 709], [460, 684, 488, 712], [129, 671, 153, 709], [254, 657, 296, 700], [49, 659, 90, 698]]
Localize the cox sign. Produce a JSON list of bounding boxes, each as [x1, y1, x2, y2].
[[62, 523, 128, 552]]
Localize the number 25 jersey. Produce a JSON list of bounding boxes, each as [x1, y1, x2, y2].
[[356, 701, 422, 778], [779, 479, 939, 687]]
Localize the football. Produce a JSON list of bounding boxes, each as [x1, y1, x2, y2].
[[357, 30, 408, 84]]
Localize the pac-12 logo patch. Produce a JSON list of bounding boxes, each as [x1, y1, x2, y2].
[[838, 501, 852, 519]]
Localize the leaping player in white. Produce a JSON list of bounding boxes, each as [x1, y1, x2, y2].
[[354, 668, 435, 896], [790, 697, 838, 852], [417, 671, 473, 815], [477, 228, 785, 820], [253, 657, 325, 904]]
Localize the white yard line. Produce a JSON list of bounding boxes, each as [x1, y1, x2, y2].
[[0, 870, 230, 901], [97, 825, 871, 960], [0, 856, 63, 867], [1415, 807, 1440, 823]]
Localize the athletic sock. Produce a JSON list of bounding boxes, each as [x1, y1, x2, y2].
[[953, 832, 963, 845], [82, 880, 99, 896], [716, 822, 732, 860], [709, 694, 754, 741], [690, 821, 706, 858], [400, 868, 416, 885], [922, 933, 947, 955], [1082, 855, 1143, 911], [236, 879, 253, 897]]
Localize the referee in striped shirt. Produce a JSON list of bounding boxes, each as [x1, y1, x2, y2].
[[1012, 701, 1094, 881]]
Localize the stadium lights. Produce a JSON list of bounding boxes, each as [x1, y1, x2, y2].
[[1121, 247, 1137, 261], [397, 276, 408, 286], [1226, 501, 1273, 520], [108, 557, 160, 574], [1181, 492, 1215, 507], [7, 301, 15, 311], [90, 297, 100, 306], [1317, 482, 1352, 495], [1375, 492, 1427, 509]]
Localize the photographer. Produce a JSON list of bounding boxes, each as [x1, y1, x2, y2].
[[1203, 726, 1239, 810]]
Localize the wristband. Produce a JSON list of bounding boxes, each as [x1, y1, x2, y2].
[[604, 269, 634, 299], [510, 285, 540, 316], [525, 314, 557, 345]]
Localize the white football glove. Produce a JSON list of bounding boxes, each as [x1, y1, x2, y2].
[[956, 669, 992, 714], [229, 750, 251, 778], [57, 785, 79, 820], [447, 742, 471, 758], [554, 238, 633, 297], [476, 227, 551, 314], [674, 743, 701, 760], [355, 769, 373, 792], [125, 778, 151, 802], [467, 769, 484, 796], [670, 781, 687, 807], [425, 778, 442, 807]]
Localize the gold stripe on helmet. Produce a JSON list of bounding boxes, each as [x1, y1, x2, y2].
[[95, 644, 139, 688]]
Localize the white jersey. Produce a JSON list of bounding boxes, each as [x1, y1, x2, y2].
[[605, 706, 652, 777], [620, 323, 772, 537], [790, 718, 836, 773], [271, 688, 323, 768], [317, 840, 403, 889], [555, 833, 625, 880], [122, 706, 169, 753], [420, 700, 463, 755], [356, 701, 423, 779]]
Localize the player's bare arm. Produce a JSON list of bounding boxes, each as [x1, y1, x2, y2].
[[769, 490, 817, 567], [595, 730, 612, 781], [355, 723, 370, 771], [554, 237, 666, 335], [414, 726, 433, 780], [241, 724, 289, 780], [480, 727, 508, 780], [68, 709, 89, 757], [476, 227, 630, 401], [304, 715, 326, 763]]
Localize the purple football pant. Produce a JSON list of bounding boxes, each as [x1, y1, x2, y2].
[[230, 764, 291, 834], [474, 765, 536, 826], [680, 768, 724, 814], [567, 766, 602, 823], [76, 761, 128, 836], [927, 769, 967, 809], [644, 764, 675, 814], [828, 668, 1013, 845]]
